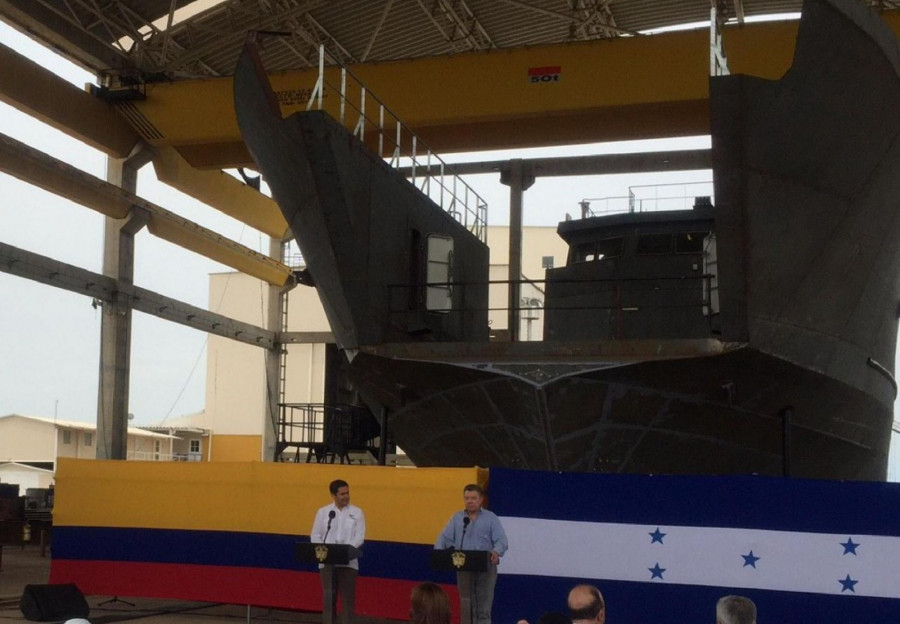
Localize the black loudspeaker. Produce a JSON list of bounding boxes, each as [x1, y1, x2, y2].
[[20, 583, 90, 622]]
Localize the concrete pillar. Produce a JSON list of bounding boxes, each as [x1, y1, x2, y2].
[[96, 149, 150, 459], [500, 160, 534, 342]]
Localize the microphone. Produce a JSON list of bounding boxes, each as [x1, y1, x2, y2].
[[323, 510, 336, 543], [460, 515, 470, 548]]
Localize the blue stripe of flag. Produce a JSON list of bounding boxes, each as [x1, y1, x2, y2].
[[52, 526, 456, 584], [487, 467, 900, 535]]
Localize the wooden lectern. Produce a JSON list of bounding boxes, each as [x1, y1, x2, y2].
[[297, 543, 361, 624], [430, 550, 490, 624]]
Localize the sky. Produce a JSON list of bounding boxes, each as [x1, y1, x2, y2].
[[1, 19, 899, 476]]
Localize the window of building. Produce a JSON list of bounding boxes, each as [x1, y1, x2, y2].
[[425, 234, 454, 313], [84, 432, 93, 446], [572, 238, 623, 264], [636, 233, 673, 255], [190, 439, 200, 453], [542, 256, 554, 269], [596, 237, 624, 260], [572, 243, 596, 263], [62, 430, 71, 444], [675, 231, 707, 254]]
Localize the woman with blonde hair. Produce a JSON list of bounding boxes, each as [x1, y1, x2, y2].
[[410, 582, 451, 624]]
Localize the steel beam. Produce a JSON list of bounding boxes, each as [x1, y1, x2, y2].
[[402, 149, 713, 179], [0, 41, 139, 158], [152, 147, 289, 239], [280, 331, 336, 344], [0, 132, 293, 286], [0, 241, 277, 349]]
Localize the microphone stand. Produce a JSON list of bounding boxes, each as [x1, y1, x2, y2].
[[322, 510, 335, 543]]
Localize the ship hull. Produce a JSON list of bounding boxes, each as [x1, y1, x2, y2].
[[348, 346, 890, 479]]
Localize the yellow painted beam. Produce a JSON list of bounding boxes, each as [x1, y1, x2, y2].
[[0, 131, 292, 286], [152, 147, 289, 239], [146, 211, 291, 286], [114, 21, 766, 168], [0, 42, 139, 158], [117, 12, 900, 169]]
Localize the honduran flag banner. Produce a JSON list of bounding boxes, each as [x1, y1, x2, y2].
[[50, 458, 485, 619], [488, 467, 900, 624], [490, 469, 900, 624]]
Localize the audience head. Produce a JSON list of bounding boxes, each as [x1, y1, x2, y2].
[[716, 595, 757, 624], [567, 584, 605, 624], [537, 612, 572, 624], [410, 582, 451, 624]]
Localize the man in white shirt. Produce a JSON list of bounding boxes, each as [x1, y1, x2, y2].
[[310, 479, 366, 624]]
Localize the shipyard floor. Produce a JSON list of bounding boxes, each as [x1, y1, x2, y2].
[[0, 546, 400, 624]]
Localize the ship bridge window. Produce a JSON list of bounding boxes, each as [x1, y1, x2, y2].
[[676, 231, 708, 254], [636, 233, 673, 255], [426, 234, 454, 313], [572, 237, 623, 263]]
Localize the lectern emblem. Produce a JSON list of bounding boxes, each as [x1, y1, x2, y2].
[[451, 551, 466, 569], [315, 544, 329, 562]]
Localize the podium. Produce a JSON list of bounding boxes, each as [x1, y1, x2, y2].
[[297, 543, 361, 624], [429, 549, 489, 573], [430, 550, 490, 624]]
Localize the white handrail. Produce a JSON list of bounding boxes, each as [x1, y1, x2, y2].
[[306, 45, 488, 243]]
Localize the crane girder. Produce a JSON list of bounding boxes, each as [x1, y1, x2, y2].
[[114, 19, 819, 169]]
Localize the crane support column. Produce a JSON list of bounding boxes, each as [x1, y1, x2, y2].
[[501, 160, 534, 342], [96, 147, 151, 459]]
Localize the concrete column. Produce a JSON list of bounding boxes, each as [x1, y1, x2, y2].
[[96, 149, 150, 459], [263, 237, 285, 461], [500, 160, 534, 342]]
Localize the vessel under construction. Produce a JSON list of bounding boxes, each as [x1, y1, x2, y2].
[[234, 0, 900, 480]]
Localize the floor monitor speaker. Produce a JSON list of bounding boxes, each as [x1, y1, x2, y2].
[[19, 583, 90, 622]]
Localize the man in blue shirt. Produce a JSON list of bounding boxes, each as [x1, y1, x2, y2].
[[435, 483, 508, 624]]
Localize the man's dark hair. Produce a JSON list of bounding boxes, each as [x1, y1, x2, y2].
[[463, 483, 484, 496], [569, 586, 604, 621], [329, 479, 349, 495]]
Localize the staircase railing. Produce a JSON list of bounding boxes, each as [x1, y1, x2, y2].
[[305, 45, 487, 243]]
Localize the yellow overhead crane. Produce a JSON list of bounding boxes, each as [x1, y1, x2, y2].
[[116, 10, 899, 171], [112, 18, 843, 170]]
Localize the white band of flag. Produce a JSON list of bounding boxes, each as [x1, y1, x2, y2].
[[498, 516, 896, 598]]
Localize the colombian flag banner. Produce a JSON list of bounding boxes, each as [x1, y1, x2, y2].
[[50, 458, 485, 619]]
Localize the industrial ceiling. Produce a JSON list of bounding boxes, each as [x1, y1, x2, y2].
[[0, 0, 847, 83]]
